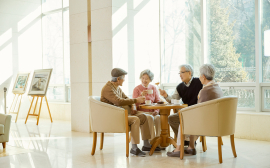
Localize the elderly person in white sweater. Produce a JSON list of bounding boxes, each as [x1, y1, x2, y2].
[[167, 64, 223, 157]]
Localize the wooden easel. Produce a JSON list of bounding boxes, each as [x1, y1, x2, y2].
[[25, 95, 53, 125], [9, 93, 23, 123]]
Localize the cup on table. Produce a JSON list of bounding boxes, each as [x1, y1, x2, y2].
[[147, 89, 153, 94], [174, 100, 180, 104], [145, 100, 152, 105], [171, 99, 176, 104]]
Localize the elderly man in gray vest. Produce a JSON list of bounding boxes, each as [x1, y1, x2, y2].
[[159, 64, 203, 147]]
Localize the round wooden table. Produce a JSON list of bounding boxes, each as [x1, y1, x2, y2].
[[139, 104, 188, 156]]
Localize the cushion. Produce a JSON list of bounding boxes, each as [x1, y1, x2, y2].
[[0, 124, 4, 135]]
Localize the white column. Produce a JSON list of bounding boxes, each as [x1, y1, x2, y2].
[[70, 0, 91, 132]]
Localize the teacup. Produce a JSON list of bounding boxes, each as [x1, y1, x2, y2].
[[145, 100, 152, 105], [174, 100, 180, 104], [147, 90, 153, 94]]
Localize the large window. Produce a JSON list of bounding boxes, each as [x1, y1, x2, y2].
[[207, 0, 255, 83], [161, 0, 201, 84], [262, 0, 270, 82], [161, 0, 270, 112], [42, 0, 70, 102]]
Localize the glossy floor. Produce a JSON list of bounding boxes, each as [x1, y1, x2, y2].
[[0, 119, 270, 168]]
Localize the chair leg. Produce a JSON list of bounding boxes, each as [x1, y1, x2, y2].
[[100, 133, 104, 150], [230, 134, 237, 158], [126, 132, 129, 157], [180, 134, 185, 160], [218, 137, 223, 164], [91, 132, 97, 155], [202, 136, 207, 152], [200, 136, 202, 142], [2, 142, 6, 148]]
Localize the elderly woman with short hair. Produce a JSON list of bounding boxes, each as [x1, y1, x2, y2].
[[167, 64, 223, 157], [133, 69, 161, 143]]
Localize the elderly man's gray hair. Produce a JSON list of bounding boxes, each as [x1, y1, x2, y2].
[[140, 69, 154, 81], [111, 75, 124, 82], [179, 64, 194, 77], [199, 64, 216, 80]]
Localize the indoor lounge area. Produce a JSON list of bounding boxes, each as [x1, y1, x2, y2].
[[0, 0, 270, 167]]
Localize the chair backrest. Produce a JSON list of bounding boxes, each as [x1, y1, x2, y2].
[[89, 96, 127, 133], [181, 96, 238, 137]]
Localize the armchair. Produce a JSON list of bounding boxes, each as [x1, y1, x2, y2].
[[179, 96, 238, 163], [89, 96, 130, 157], [0, 113, 12, 148]]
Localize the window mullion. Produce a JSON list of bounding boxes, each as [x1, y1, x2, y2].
[[255, 0, 262, 112]]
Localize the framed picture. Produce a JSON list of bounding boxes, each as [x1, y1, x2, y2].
[[28, 69, 53, 96], [12, 73, 30, 94]]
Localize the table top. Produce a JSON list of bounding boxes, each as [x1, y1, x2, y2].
[[139, 103, 188, 110]]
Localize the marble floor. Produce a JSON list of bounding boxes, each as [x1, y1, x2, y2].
[[0, 118, 270, 168]]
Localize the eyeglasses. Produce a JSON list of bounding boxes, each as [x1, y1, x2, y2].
[[178, 71, 188, 74]]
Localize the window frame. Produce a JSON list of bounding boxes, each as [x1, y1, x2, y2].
[[41, 1, 70, 103]]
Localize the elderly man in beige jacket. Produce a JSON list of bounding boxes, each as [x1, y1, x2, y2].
[[101, 68, 160, 157]]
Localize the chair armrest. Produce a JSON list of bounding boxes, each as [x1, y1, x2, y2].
[[89, 98, 127, 133], [0, 114, 12, 142]]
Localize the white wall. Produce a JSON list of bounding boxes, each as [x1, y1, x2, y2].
[[0, 0, 42, 115], [0, 0, 71, 122]]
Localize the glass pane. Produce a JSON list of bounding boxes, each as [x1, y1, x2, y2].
[[63, 0, 69, 8], [262, 0, 270, 82], [264, 89, 270, 109], [63, 10, 70, 85], [207, 0, 255, 82], [47, 87, 65, 100], [42, 0, 62, 12], [161, 0, 201, 83], [221, 88, 255, 108], [42, 12, 63, 85]]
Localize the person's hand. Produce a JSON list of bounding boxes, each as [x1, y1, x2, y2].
[[131, 109, 137, 115], [141, 90, 148, 96], [159, 89, 168, 98], [136, 96, 146, 104], [152, 111, 158, 116]]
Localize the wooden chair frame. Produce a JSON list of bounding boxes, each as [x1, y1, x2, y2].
[[91, 110, 130, 157]]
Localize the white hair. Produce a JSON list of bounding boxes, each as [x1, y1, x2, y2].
[[111, 75, 124, 82], [140, 69, 154, 81], [199, 64, 216, 80], [179, 64, 194, 77]]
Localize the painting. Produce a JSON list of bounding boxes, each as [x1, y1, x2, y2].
[[28, 69, 53, 96], [12, 73, 30, 94]]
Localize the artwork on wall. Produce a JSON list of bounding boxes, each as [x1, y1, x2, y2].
[[28, 69, 53, 96], [12, 73, 30, 94]]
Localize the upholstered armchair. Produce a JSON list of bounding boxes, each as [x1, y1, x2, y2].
[[0, 113, 12, 148], [178, 96, 238, 163], [89, 96, 130, 157]]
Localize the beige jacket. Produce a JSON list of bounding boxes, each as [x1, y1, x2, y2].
[[198, 82, 223, 103], [101, 81, 137, 106]]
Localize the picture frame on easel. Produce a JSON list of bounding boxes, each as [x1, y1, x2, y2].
[[12, 73, 30, 94], [28, 69, 52, 96]]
